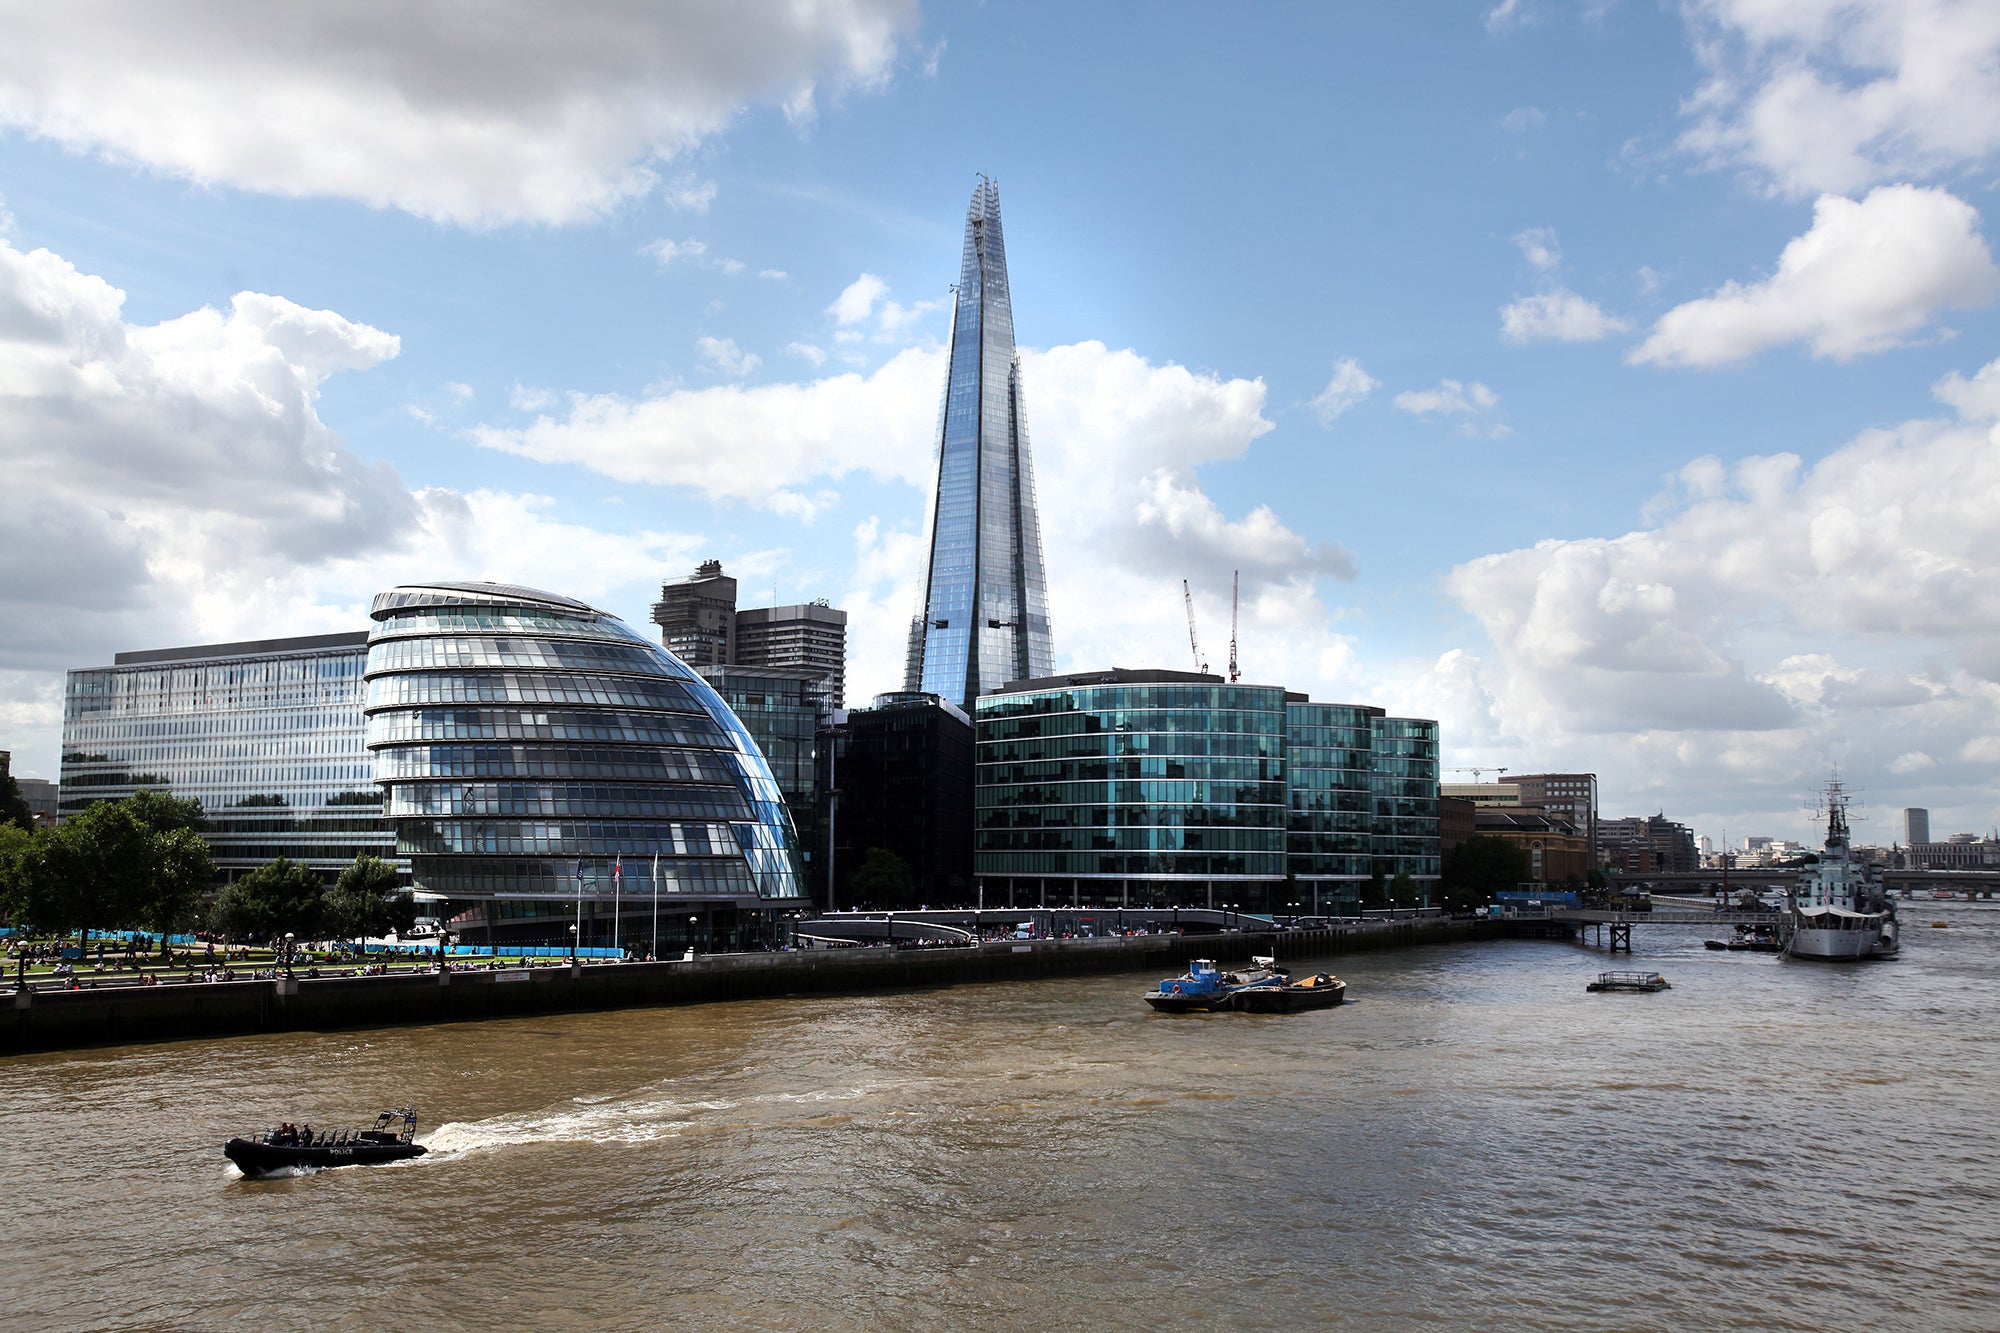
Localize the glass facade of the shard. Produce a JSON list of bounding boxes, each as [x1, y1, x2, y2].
[[906, 178, 1054, 711]]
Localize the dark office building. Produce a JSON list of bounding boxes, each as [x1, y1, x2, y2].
[[697, 663, 823, 855], [651, 559, 738, 668], [828, 692, 974, 909]]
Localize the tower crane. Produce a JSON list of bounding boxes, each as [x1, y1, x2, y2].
[[1228, 570, 1240, 684], [1182, 580, 1207, 674], [1447, 766, 1509, 783]]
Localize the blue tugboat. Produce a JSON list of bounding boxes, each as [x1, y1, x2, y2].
[[1143, 958, 1283, 1013]]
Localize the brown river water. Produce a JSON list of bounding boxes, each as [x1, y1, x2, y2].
[[3, 904, 1997, 1332]]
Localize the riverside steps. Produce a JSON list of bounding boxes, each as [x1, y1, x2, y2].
[[3, 915, 1491, 1055]]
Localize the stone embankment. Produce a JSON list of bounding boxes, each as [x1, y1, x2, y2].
[[4, 916, 1492, 1055]]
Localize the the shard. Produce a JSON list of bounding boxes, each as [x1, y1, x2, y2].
[[904, 177, 1055, 709]]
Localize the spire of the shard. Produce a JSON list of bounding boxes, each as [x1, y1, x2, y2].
[[904, 178, 1054, 709]]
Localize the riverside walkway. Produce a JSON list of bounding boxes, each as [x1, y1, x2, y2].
[[5, 914, 1486, 1055]]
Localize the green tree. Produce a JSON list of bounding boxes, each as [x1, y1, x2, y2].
[[211, 858, 326, 941], [0, 822, 33, 925], [324, 854, 417, 946], [145, 829, 216, 935], [1439, 835, 1533, 911], [1388, 870, 1420, 908], [0, 762, 32, 832], [123, 788, 208, 835], [844, 847, 917, 910]]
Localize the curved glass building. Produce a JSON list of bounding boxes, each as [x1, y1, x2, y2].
[[364, 582, 807, 946]]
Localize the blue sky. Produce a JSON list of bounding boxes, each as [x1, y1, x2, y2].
[[3, 0, 1998, 846]]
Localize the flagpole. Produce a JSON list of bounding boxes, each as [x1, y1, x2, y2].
[[613, 855, 622, 957], [652, 853, 660, 961]]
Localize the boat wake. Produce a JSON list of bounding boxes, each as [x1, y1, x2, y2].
[[422, 1082, 887, 1158]]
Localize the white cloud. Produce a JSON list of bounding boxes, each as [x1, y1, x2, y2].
[[468, 345, 944, 512], [1629, 185, 2000, 367], [825, 271, 948, 343], [510, 384, 557, 412], [663, 177, 718, 213], [444, 381, 475, 403], [759, 269, 789, 281], [0, 235, 722, 777], [1514, 226, 1561, 271], [466, 339, 1356, 702], [829, 273, 889, 326], [695, 335, 760, 377], [645, 238, 709, 266], [1394, 378, 1500, 416], [1441, 363, 2000, 824], [1485, 0, 1535, 34], [1932, 354, 2000, 420], [1310, 357, 1380, 424], [1677, 0, 2000, 196], [1500, 106, 1547, 133], [0, 0, 918, 226], [1500, 288, 1631, 343], [785, 341, 827, 367]]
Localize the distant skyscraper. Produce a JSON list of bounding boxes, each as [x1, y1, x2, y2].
[[735, 601, 848, 708], [905, 177, 1054, 711], [1903, 807, 1929, 846], [652, 560, 737, 667]]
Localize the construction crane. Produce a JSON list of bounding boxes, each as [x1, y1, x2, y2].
[[1228, 570, 1240, 684], [1182, 579, 1207, 674], [1447, 766, 1509, 783]]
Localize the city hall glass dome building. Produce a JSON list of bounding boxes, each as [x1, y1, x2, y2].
[[364, 582, 808, 946]]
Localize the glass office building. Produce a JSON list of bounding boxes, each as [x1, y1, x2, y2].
[[905, 178, 1055, 711], [974, 670, 1291, 909], [61, 633, 395, 878], [364, 582, 809, 946], [973, 672, 1440, 915], [696, 663, 822, 856], [1285, 702, 1441, 910], [1285, 700, 1382, 911], [1371, 714, 1441, 889]]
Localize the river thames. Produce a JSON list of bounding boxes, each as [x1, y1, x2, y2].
[[3, 904, 1996, 1332]]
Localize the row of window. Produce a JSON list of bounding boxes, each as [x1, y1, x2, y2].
[[973, 851, 1288, 877], [979, 710, 1285, 742], [978, 735, 1286, 765], [365, 670, 699, 712], [977, 686, 1288, 718], [979, 756, 1286, 787], [373, 744, 735, 785], [366, 709, 728, 748], [977, 779, 1288, 808], [414, 864, 764, 900], [976, 802, 1289, 832], [978, 827, 1286, 853], [403, 819, 744, 858], [365, 637, 664, 676], [386, 782, 752, 822]]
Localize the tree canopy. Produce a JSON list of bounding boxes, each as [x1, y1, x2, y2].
[[0, 797, 215, 937], [1439, 835, 1533, 911], [843, 847, 917, 909], [0, 766, 32, 832], [325, 854, 417, 941], [209, 858, 326, 941]]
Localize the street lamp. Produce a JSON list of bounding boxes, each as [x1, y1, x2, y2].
[[567, 923, 578, 967], [689, 914, 699, 956], [437, 927, 452, 973], [283, 932, 296, 980]]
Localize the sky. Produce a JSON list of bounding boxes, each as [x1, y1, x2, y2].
[[2, 0, 1998, 847]]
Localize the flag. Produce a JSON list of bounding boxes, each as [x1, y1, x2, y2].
[[614, 855, 622, 882]]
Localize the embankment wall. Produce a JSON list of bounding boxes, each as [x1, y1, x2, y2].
[[4, 918, 1491, 1055]]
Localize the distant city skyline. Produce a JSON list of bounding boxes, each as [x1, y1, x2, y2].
[[1, 4, 1997, 845]]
